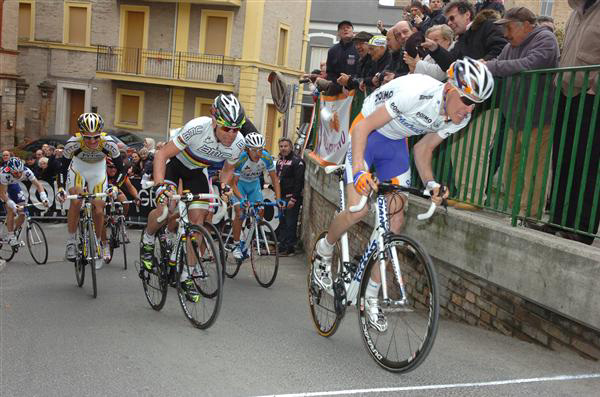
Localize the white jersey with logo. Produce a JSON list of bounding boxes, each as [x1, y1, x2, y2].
[[361, 74, 470, 140], [0, 167, 36, 185], [63, 133, 121, 163], [234, 150, 276, 182], [173, 117, 245, 170]]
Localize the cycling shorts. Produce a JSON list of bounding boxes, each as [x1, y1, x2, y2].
[[67, 157, 107, 194], [165, 157, 210, 210], [231, 179, 263, 205], [344, 130, 411, 187], [8, 183, 27, 204]]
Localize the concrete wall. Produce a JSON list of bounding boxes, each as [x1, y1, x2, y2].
[[302, 156, 600, 360]]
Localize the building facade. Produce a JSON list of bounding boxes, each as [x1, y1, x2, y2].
[[9, 0, 311, 153]]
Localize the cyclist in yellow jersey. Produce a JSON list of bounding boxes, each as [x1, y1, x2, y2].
[[57, 113, 127, 266]]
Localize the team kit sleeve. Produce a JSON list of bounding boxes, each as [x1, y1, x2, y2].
[[24, 168, 37, 182], [63, 137, 80, 159], [262, 151, 276, 172], [173, 117, 211, 151]]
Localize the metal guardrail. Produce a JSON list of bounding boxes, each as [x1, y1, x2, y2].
[[96, 45, 235, 84]]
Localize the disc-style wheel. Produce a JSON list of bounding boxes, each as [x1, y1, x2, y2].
[[0, 223, 16, 262], [357, 234, 439, 373], [140, 230, 168, 311], [220, 219, 241, 278], [250, 220, 279, 288], [177, 225, 223, 329], [307, 231, 343, 337]]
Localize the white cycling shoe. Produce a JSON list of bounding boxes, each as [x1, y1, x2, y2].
[[365, 297, 388, 332], [232, 244, 243, 260], [313, 242, 333, 292]]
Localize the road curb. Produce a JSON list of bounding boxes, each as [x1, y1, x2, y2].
[[0, 259, 6, 273]]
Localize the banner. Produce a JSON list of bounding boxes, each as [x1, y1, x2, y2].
[[309, 91, 354, 166]]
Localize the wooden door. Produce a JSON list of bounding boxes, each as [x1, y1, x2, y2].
[[68, 90, 85, 134], [123, 11, 145, 73], [265, 104, 282, 153]]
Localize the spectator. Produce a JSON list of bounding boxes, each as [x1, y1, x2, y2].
[[143, 137, 156, 154], [484, 6, 559, 218], [35, 149, 43, 163], [36, 157, 57, 184], [548, 0, 600, 244], [54, 144, 69, 186], [2, 150, 10, 166], [409, 1, 432, 33], [364, 35, 392, 92], [325, 20, 359, 95], [420, 0, 448, 33], [406, 24, 454, 81], [536, 16, 555, 32], [475, 0, 505, 16], [383, 20, 415, 84], [422, 1, 507, 72], [275, 137, 305, 256], [129, 151, 142, 178], [24, 153, 39, 174], [337, 31, 373, 91]]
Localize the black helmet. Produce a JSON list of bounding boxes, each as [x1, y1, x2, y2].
[[212, 94, 246, 128]]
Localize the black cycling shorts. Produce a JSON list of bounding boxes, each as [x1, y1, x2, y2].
[[164, 157, 209, 194]]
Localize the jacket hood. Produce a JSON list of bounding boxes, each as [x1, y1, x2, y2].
[[514, 25, 554, 49], [471, 9, 501, 31]]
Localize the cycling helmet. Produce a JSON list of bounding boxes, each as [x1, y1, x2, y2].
[[447, 57, 494, 103], [77, 112, 104, 134], [245, 132, 266, 149], [7, 157, 25, 173], [212, 94, 246, 128]]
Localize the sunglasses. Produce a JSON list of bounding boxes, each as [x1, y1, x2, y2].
[[248, 147, 262, 153], [221, 126, 240, 133], [459, 95, 477, 106], [82, 134, 101, 140]]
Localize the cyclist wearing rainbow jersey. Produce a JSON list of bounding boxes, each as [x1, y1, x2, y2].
[[313, 58, 494, 331]]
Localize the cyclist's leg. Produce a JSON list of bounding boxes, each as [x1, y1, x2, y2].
[[65, 166, 84, 260], [87, 167, 109, 264], [6, 184, 26, 234], [118, 192, 130, 216]]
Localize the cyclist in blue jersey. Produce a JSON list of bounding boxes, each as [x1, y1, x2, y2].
[[230, 132, 285, 259]]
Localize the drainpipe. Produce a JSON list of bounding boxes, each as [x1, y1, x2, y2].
[[166, 3, 179, 140]]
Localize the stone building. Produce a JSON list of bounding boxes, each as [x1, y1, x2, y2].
[[9, 0, 312, 153]]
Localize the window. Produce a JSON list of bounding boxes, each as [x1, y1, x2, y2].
[[540, 0, 554, 16], [115, 89, 145, 130], [18, 1, 35, 41], [64, 2, 91, 46], [309, 46, 328, 75], [195, 98, 214, 118], [199, 10, 233, 56], [276, 24, 289, 67]]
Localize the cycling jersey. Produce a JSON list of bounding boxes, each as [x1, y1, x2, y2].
[[361, 74, 470, 140], [63, 133, 121, 163], [173, 117, 245, 170], [0, 167, 37, 185], [234, 150, 276, 182]]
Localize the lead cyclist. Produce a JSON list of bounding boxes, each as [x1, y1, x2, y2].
[[313, 57, 494, 331]]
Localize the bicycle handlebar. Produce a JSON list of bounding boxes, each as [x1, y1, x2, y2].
[[156, 193, 221, 223], [348, 186, 438, 221], [64, 192, 108, 201]]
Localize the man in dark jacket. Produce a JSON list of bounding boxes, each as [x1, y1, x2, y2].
[[338, 31, 373, 92], [363, 35, 392, 94], [422, 1, 507, 71], [325, 20, 359, 96], [275, 137, 305, 256], [381, 20, 414, 84]]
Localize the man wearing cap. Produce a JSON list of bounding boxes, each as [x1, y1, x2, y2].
[[325, 20, 359, 95], [364, 35, 392, 92], [484, 6, 559, 218], [337, 31, 373, 91], [382, 20, 415, 84]]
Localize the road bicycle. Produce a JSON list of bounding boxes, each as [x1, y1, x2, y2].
[[137, 190, 224, 329], [64, 191, 108, 299], [220, 201, 280, 288], [307, 164, 440, 373], [0, 204, 48, 264], [104, 194, 137, 270]]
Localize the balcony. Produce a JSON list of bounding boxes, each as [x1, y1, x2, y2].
[[96, 45, 236, 90], [132, 0, 241, 6]]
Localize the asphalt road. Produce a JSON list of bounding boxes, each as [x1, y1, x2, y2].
[[1, 224, 599, 397]]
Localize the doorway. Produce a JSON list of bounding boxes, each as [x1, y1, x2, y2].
[[265, 104, 282, 153], [123, 10, 145, 73], [67, 89, 85, 134]]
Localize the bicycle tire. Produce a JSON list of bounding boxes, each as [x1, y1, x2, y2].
[[139, 228, 168, 311], [0, 223, 16, 262], [307, 231, 343, 337], [176, 224, 223, 329], [26, 220, 48, 265], [120, 219, 128, 270], [357, 234, 439, 373], [204, 222, 225, 284], [104, 221, 115, 264], [75, 223, 86, 287], [250, 220, 279, 288], [88, 220, 98, 299], [220, 219, 242, 278]]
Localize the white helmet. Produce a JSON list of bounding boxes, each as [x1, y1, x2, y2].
[[447, 57, 494, 103], [245, 132, 265, 149]]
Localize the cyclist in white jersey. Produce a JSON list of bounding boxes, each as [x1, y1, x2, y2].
[[230, 132, 285, 259], [56, 113, 126, 264], [0, 158, 49, 247], [140, 94, 245, 296], [314, 58, 494, 331]]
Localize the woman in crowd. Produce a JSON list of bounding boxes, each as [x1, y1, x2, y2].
[[404, 24, 454, 81]]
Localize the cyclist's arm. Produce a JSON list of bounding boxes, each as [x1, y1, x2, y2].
[[231, 175, 243, 200], [268, 170, 282, 200], [31, 178, 45, 194], [351, 105, 393, 176], [219, 161, 236, 187], [122, 177, 138, 199], [413, 132, 444, 185], [0, 184, 8, 203], [153, 141, 180, 185]]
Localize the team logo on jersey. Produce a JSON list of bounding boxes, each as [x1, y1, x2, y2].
[[416, 112, 433, 124], [375, 90, 394, 103], [419, 95, 433, 100], [389, 102, 402, 116]]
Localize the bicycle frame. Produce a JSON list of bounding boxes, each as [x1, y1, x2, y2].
[[238, 203, 278, 257]]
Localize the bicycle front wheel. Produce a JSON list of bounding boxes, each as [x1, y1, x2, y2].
[[139, 229, 168, 311], [26, 220, 48, 265], [204, 222, 225, 284], [88, 221, 98, 299], [104, 221, 115, 264], [177, 225, 223, 329], [358, 234, 439, 373], [75, 224, 86, 287], [220, 219, 241, 278], [0, 223, 16, 262], [250, 220, 279, 288], [120, 219, 128, 270]]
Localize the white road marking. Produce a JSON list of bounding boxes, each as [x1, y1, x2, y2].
[[255, 373, 600, 397]]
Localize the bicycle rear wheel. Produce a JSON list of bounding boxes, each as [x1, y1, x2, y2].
[[139, 229, 168, 311], [0, 223, 16, 262], [250, 220, 279, 288], [358, 234, 439, 373], [307, 231, 343, 337], [120, 219, 128, 270], [177, 225, 223, 329], [220, 219, 241, 278], [204, 222, 225, 283], [88, 221, 98, 299], [26, 220, 48, 265]]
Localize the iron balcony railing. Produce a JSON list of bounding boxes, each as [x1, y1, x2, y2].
[[96, 45, 235, 84]]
